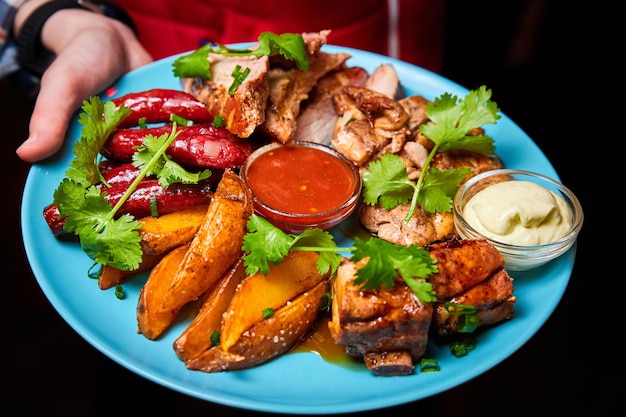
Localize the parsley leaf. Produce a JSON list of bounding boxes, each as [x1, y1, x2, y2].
[[351, 237, 437, 302], [242, 216, 341, 277], [242, 215, 294, 275], [417, 167, 472, 213], [67, 97, 131, 186], [53, 97, 212, 272], [362, 86, 501, 221], [55, 180, 143, 270], [132, 128, 211, 187], [362, 154, 414, 209], [172, 32, 309, 79], [171, 44, 213, 79], [421, 86, 499, 154], [242, 215, 437, 303]]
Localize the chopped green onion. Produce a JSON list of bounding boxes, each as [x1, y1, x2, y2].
[[88, 263, 101, 280], [449, 337, 477, 357], [229, 65, 250, 95], [212, 114, 225, 128], [210, 330, 220, 347], [262, 307, 274, 319], [444, 302, 478, 333], [149, 196, 159, 217], [419, 358, 440, 373], [114, 284, 126, 300], [170, 113, 193, 126], [320, 292, 332, 312]]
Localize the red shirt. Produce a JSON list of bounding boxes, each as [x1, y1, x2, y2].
[[110, 0, 446, 73]]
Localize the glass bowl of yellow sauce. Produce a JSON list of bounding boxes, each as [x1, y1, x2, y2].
[[453, 169, 584, 271]]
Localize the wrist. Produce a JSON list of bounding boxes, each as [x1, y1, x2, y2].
[[14, 0, 136, 77]]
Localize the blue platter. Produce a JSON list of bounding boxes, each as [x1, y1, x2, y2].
[[21, 45, 575, 414]]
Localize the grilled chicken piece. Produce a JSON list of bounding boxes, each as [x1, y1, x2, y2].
[[329, 238, 515, 376], [398, 95, 430, 136], [359, 150, 503, 246], [329, 258, 433, 376], [426, 239, 516, 339], [292, 65, 368, 144], [332, 85, 410, 166], [259, 51, 351, 143], [359, 203, 456, 247], [364, 63, 402, 100], [182, 55, 270, 138]]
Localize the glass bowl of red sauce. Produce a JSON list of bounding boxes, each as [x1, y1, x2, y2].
[[240, 141, 362, 233]]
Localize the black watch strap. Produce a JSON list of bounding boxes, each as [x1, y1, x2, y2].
[[15, 0, 136, 77]]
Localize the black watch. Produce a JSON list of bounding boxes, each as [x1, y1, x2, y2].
[[15, 0, 136, 77]]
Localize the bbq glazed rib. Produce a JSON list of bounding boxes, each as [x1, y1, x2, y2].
[[328, 238, 515, 376]]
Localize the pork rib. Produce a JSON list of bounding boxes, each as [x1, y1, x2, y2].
[[328, 238, 515, 376]]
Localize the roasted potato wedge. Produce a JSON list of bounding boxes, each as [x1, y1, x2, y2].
[[173, 255, 246, 362], [138, 203, 210, 255], [98, 253, 162, 290], [99, 203, 210, 290], [220, 251, 331, 351], [136, 243, 189, 340], [160, 169, 254, 312], [186, 279, 329, 372]]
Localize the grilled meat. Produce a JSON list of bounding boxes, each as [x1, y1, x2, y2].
[[328, 257, 433, 376], [427, 239, 516, 339], [183, 55, 270, 138], [358, 150, 503, 246], [292, 65, 369, 144], [329, 238, 515, 376], [332, 85, 411, 166], [258, 51, 350, 143]]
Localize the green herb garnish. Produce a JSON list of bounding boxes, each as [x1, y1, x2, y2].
[[445, 302, 479, 333], [242, 215, 438, 303], [262, 308, 275, 319], [228, 65, 251, 95], [362, 86, 501, 221], [53, 97, 210, 271], [210, 330, 220, 347], [419, 358, 440, 373], [172, 32, 309, 79]]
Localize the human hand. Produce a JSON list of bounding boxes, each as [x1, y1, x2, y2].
[[14, 5, 152, 162]]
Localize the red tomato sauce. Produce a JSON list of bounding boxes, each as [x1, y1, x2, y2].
[[244, 144, 356, 214]]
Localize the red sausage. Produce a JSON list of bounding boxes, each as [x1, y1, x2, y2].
[[112, 88, 213, 128], [43, 178, 214, 237], [101, 124, 252, 169]]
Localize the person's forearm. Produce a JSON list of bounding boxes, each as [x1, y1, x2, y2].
[[12, 0, 51, 36]]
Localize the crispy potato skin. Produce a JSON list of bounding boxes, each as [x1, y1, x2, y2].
[[100, 204, 211, 290], [173, 256, 246, 362], [98, 253, 162, 290], [186, 279, 329, 372], [136, 244, 190, 340], [161, 169, 254, 312]]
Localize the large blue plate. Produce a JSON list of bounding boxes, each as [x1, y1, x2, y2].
[[21, 45, 575, 414]]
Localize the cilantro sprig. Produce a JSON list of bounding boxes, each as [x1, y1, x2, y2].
[[362, 86, 501, 221], [242, 215, 438, 303], [53, 96, 211, 271], [172, 32, 309, 79]]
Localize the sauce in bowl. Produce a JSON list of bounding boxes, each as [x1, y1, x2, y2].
[[453, 169, 584, 271], [240, 141, 361, 233], [461, 180, 573, 246]]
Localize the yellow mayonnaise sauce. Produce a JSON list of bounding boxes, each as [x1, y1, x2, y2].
[[462, 180, 572, 245]]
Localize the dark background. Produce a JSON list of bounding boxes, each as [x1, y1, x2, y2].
[[2, 2, 612, 416]]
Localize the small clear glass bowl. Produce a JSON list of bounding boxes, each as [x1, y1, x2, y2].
[[453, 169, 584, 271], [240, 141, 361, 234]]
